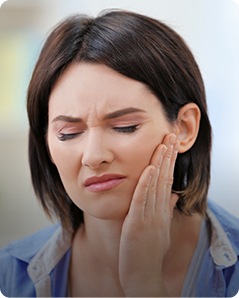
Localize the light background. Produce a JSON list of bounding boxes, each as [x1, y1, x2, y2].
[[0, 0, 239, 247]]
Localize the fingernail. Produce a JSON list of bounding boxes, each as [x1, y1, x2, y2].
[[169, 134, 176, 145]]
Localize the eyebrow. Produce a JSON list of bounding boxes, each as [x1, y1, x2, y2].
[[103, 107, 146, 120], [51, 115, 82, 123], [51, 107, 146, 123]]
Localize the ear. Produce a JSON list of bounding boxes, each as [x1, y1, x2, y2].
[[175, 103, 201, 153]]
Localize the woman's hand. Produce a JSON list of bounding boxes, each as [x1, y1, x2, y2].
[[119, 133, 179, 297]]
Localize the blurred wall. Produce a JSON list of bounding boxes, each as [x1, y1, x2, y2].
[[0, 0, 239, 247]]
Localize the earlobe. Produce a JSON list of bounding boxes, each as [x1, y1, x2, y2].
[[176, 103, 201, 153]]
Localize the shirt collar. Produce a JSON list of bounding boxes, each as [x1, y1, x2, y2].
[[207, 208, 238, 267], [27, 226, 72, 283], [25, 205, 239, 283]]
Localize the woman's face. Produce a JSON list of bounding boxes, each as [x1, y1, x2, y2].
[[47, 63, 173, 220]]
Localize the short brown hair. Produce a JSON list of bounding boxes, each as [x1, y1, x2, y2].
[[27, 10, 212, 231]]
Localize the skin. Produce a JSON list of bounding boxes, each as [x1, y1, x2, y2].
[[47, 63, 202, 297]]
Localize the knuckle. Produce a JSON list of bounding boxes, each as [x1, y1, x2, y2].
[[134, 193, 147, 204], [149, 185, 157, 195], [162, 175, 168, 185], [162, 176, 174, 186], [167, 176, 174, 186], [166, 151, 172, 159]]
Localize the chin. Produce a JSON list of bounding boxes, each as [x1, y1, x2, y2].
[[88, 204, 130, 221], [70, 185, 135, 221], [81, 198, 131, 222]]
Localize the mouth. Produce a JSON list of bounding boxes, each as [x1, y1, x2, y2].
[[84, 174, 126, 192]]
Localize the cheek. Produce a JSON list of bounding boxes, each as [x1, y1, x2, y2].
[[130, 145, 155, 173], [55, 157, 83, 202], [47, 138, 82, 193], [119, 133, 164, 183]]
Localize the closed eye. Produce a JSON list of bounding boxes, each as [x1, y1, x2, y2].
[[57, 132, 83, 141], [57, 125, 139, 140], [113, 125, 139, 134]]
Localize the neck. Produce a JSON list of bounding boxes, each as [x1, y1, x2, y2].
[[70, 210, 203, 297], [73, 214, 124, 274]]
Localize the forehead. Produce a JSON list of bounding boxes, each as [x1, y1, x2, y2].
[[48, 63, 161, 118]]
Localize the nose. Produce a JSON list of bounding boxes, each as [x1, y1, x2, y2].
[[81, 128, 114, 169]]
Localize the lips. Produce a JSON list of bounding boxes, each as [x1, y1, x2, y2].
[[84, 174, 126, 192]]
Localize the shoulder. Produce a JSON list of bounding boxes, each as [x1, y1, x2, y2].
[[0, 224, 60, 263], [195, 201, 239, 297], [0, 224, 61, 297], [207, 200, 239, 296], [0, 224, 73, 297]]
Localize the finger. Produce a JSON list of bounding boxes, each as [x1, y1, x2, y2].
[[143, 166, 159, 214], [149, 144, 167, 168], [166, 139, 179, 192], [166, 138, 179, 214], [144, 146, 166, 213], [155, 134, 177, 211], [145, 134, 176, 214], [129, 165, 156, 221]]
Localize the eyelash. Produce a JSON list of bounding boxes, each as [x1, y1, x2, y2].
[[57, 125, 139, 141], [113, 125, 139, 134], [57, 132, 82, 141]]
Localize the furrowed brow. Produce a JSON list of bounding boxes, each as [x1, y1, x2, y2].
[[51, 108, 146, 123], [51, 115, 82, 123], [103, 107, 146, 120]]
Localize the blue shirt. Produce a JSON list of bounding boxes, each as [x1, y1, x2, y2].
[[0, 200, 239, 297]]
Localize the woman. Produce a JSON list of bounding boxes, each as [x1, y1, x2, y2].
[[1, 10, 238, 297]]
